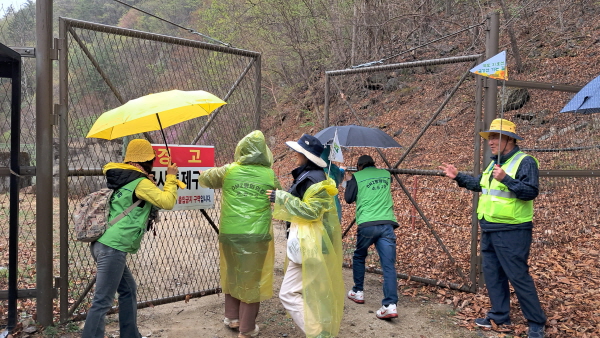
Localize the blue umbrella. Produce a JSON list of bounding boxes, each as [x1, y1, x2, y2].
[[560, 74, 600, 114], [314, 125, 401, 148]]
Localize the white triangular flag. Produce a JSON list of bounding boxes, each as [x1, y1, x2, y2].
[[328, 129, 344, 163]]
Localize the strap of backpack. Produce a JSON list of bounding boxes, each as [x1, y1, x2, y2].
[[108, 199, 142, 226]]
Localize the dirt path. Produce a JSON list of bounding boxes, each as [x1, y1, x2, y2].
[[102, 223, 500, 338]]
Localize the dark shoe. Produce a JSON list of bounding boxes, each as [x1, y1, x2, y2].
[[528, 325, 545, 338], [475, 317, 511, 328]]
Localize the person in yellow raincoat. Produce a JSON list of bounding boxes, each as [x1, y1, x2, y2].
[[198, 130, 280, 338], [266, 134, 344, 338]]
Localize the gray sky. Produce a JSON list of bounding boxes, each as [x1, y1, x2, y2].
[[0, 0, 31, 11]]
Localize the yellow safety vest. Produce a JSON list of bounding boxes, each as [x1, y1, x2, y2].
[[477, 151, 538, 224]]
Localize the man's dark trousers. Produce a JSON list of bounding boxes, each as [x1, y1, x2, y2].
[[481, 228, 547, 326]]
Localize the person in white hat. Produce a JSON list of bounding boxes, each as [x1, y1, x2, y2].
[[266, 134, 344, 338], [439, 119, 546, 338]]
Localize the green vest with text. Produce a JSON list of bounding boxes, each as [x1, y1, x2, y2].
[[98, 178, 152, 253], [354, 167, 397, 225], [477, 151, 538, 224]]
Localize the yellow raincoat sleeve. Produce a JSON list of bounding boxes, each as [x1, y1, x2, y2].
[[272, 178, 345, 337], [198, 164, 230, 189], [134, 174, 178, 210]]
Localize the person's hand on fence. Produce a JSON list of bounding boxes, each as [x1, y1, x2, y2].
[[439, 163, 458, 179]]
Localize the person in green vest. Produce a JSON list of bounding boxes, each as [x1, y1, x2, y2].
[[439, 119, 546, 338], [198, 130, 280, 338], [344, 155, 399, 319], [83, 139, 182, 338]]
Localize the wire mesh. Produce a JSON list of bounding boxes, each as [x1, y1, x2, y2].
[[328, 59, 479, 287], [0, 1, 38, 324], [62, 19, 260, 317], [326, 59, 600, 291]]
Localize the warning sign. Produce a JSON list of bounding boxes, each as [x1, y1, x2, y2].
[[151, 144, 215, 210]]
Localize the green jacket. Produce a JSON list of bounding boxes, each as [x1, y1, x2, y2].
[[199, 130, 281, 242], [353, 167, 398, 227], [98, 177, 151, 253]]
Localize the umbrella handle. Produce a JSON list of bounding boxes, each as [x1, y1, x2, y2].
[[156, 115, 170, 157]]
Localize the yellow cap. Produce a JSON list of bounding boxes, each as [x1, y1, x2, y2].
[[124, 139, 156, 163], [479, 118, 523, 140]]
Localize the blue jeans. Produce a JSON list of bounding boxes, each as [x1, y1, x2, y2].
[[352, 224, 398, 306], [82, 242, 142, 338], [481, 229, 546, 327]]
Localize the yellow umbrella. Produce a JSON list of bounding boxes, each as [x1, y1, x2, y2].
[[86, 89, 227, 150]]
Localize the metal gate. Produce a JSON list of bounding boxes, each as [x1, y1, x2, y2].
[[57, 18, 262, 321]]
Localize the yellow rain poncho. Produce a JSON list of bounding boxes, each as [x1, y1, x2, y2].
[[199, 130, 280, 303], [272, 177, 344, 337]]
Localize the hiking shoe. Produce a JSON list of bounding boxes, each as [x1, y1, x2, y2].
[[528, 325, 545, 338], [238, 324, 259, 338], [347, 290, 364, 304], [475, 317, 511, 328], [376, 304, 398, 319], [223, 317, 240, 329]]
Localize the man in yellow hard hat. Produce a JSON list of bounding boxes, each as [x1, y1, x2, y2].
[[439, 119, 546, 338]]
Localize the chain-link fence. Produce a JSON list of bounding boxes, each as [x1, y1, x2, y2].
[[326, 57, 483, 289], [324, 40, 600, 314], [59, 18, 262, 320], [0, 1, 38, 329]]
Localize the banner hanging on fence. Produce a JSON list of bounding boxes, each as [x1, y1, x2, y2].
[[151, 144, 215, 210], [470, 50, 507, 80]]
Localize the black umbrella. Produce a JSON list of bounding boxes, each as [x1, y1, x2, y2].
[[314, 125, 402, 148], [560, 74, 600, 114]]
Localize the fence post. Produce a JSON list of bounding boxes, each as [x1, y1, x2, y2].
[[255, 54, 262, 129], [483, 12, 499, 168], [35, 0, 55, 326], [324, 74, 330, 128]]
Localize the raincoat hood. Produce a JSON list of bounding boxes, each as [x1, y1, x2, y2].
[[234, 130, 273, 166]]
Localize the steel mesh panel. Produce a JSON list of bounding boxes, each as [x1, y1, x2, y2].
[[0, 0, 38, 319], [328, 60, 600, 289], [63, 20, 259, 316], [329, 62, 478, 286]]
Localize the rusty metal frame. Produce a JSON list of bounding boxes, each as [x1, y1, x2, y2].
[[57, 17, 261, 322]]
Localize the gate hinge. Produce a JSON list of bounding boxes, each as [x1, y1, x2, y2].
[[52, 104, 62, 126], [51, 38, 63, 60]]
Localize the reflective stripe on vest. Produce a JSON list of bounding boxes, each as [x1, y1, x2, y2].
[[477, 151, 536, 224]]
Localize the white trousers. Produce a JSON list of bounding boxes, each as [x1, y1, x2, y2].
[[279, 261, 325, 336], [279, 261, 306, 333]]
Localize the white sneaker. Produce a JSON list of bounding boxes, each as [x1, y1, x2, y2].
[[347, 290, 364, 304], [376, 304, 398, 319]]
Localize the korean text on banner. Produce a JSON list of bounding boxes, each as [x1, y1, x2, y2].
[[470, 50, 507, 81], [151, 144, 215, 211]]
